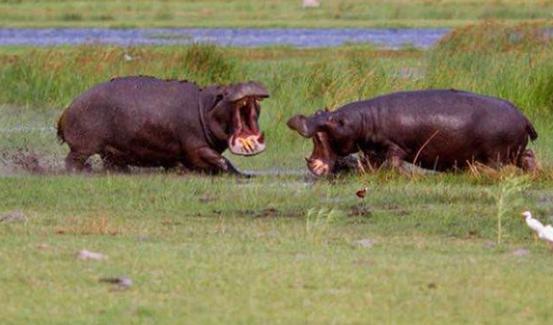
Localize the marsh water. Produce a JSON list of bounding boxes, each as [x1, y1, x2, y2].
[[0, 28, 449, 48]]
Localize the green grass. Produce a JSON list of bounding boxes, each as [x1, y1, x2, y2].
[[1, 0, 553, 28], [2, 23, 553, 323], [2, 175, 553, 323]]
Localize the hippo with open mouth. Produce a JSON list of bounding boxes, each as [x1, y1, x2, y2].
[[288, 89, 538, 176], [57, 76, 269, 175]]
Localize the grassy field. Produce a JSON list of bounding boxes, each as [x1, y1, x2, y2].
[[2, 23, 553, 323], [2, 174, 553, 323], [1, 0, 553, 28]]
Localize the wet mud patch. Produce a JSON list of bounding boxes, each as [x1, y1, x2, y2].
[[349, 203, 373, 218], [238, 207, 305, 219], [0, 148, 190, 176], [380, 203, 412, 217], [0, 148, 60, 175], [242, 207, 280, 218]]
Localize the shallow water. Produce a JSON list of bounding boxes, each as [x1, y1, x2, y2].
[[0, 28, 449, 48]]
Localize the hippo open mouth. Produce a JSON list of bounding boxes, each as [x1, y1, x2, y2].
[[306, 131, 337, 176], [228, 97, 266, 156]]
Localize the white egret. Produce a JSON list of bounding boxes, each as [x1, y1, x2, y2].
[[522, 211, 544, 233], [521, 211, 553, 249]]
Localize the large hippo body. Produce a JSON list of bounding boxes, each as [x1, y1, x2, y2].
[[57, 76, 269, 174], [288, 89, 538, 175]]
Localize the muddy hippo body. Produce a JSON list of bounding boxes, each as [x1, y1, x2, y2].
[[58, 76, 269, 174], [288, 89, 537, 176]]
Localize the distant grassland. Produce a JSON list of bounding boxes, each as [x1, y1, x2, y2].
[[1, 0, 553, 28]]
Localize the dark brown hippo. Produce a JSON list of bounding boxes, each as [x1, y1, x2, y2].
[[288, 89, 538, 176], [57, 76, 269, 175]]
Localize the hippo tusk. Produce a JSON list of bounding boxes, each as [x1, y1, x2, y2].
[[238, 138, 249, 152], [312, 160, 322, 170], [248, 139, 256, 152], [244, 138, 253, 152]]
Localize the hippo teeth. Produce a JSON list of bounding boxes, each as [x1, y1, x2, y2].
[[313, 165, 328, 176], [245, 138, 255, 152], [312, 160, 323, 169], [239, 138, 253, 153], [229, 134, 265, 156], [309, 159, 329, 176]]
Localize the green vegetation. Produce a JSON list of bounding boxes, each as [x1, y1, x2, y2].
[[1, 0, 553, 28], [2, 23, 553, 323], [2, 173, 553, 323]]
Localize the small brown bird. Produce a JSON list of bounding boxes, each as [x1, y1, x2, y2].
[[356, 187, 368, 199]]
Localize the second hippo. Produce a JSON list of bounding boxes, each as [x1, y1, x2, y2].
[[288, 89, 538, 176]]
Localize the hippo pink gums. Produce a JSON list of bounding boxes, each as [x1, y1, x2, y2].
[[288, 89, 538, 176], [57, 76, 269, 175]]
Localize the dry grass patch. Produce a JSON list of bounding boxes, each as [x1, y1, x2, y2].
[[55, 214, 121, 236]]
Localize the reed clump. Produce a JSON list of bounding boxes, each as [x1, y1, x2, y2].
[[0, 44, 239, 107], [426, 22, 553, 116]]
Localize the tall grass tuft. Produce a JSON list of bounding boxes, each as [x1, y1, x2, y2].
[[426, 22, 553, 117], [305, 207, 343, 242], [435, 22, 550, 55], [0, 44, 239, 108], [487, 175, 530, 245], [181, 43, 239, 85]]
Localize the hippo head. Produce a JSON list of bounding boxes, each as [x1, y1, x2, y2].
[[204, 81, 269, 156], [287, 109, 359, 176]]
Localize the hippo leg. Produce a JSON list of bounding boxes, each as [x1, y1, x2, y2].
[[480, 155, 503, 170], [101, 147, 130, 173], [333, 155, 362, 174], [102, 156, 130, 173], [384, 145, 407, 172], [360, 151, 386, 172], [167, 163, 191, 175], [518, 149, 540, 172], [65, 149, 92, 172], [192, 147, 245, 176]]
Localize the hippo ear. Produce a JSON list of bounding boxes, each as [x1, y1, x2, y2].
[[324, 116, 349, 129], [200, 88, 225, 111], [226, 81, 269, 102], [322, 116, 346, 132], [287, 114, 317, 138]]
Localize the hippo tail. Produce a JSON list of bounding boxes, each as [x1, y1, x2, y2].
[[56, 110, 67, 144], [526, 119, 538, 142]]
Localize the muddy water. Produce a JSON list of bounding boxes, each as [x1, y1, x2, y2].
[[0, 28, 448, 48]]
